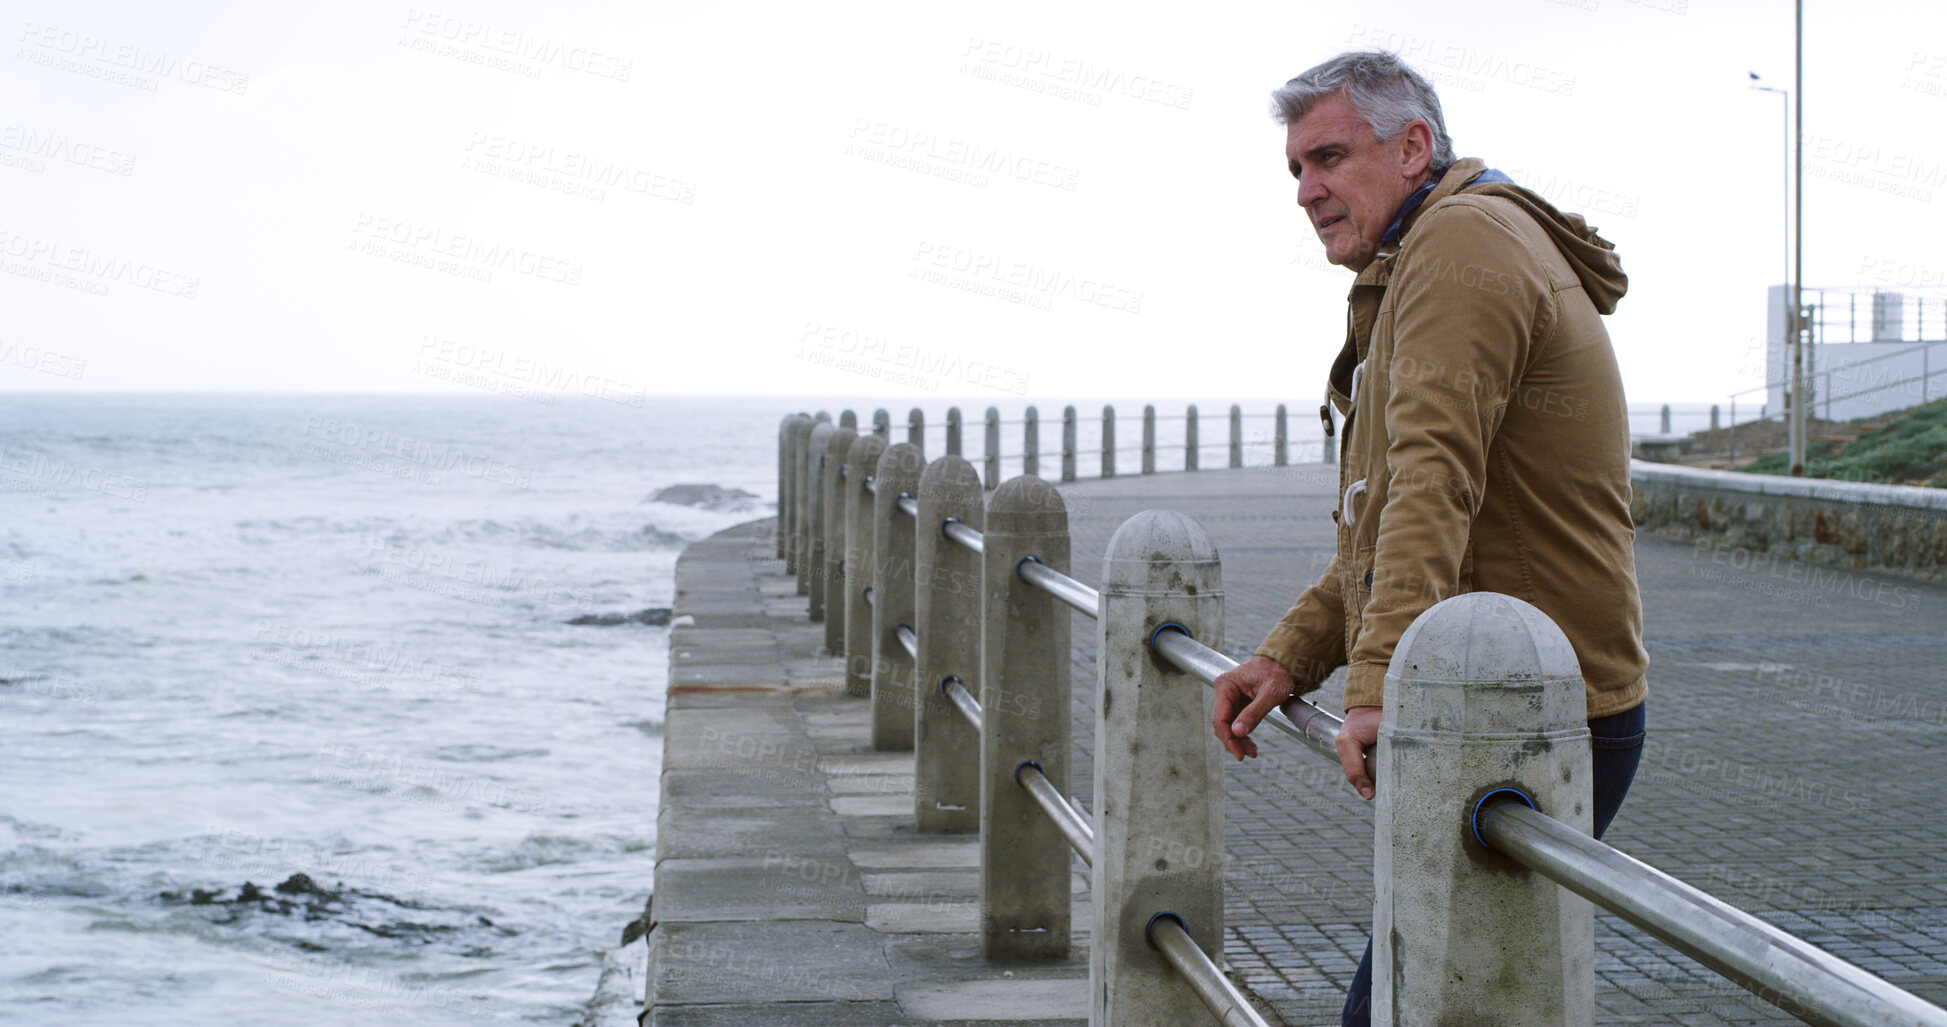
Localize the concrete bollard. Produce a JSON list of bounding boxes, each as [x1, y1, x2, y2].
[[1185, 404, 1199, 471], [946, 407, 963, 457], [908, 407, 925, 453], [981, 475, 1072, 960], [1710, 404, 1721, 432], [840, 409, 857, 429], [1660, 403, 1672, 434], [873, 408, 891, 439], [1101, 405, 1116, 479], [783, 414, 809, 576], [1094, 511, 1225, 1026], [780, 413, 810, 564], [805, 420, 836, 622], [871, 443, 925, 750], [1275, 404, 1289, 467], [777, 414, 796, 559], [1141, 405, 1156, 475], [1229, 404, 1243, 469], [983, 407, 1001, 490], [822, 426, 858, 652], [914, 455, 984, 832], [1373, 592, 1594, 1026], [842, 434, 887, 698], [792, 416, 820, 593], [1023, 406, 1040, 478], [1061, 406, 1077, 483]]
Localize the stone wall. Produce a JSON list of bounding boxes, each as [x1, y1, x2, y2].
[[1630, 460, 1947, 583]]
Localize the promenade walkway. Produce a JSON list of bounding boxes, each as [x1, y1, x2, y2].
[[655, 465, 1947, 1026]]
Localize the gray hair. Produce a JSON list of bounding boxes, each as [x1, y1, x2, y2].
[[1271, 51, 1455, 170]]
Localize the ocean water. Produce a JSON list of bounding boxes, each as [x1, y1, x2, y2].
[[0, 394, 783, 1027]]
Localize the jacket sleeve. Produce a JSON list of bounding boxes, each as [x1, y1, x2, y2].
[[1340, 201, 1546, 709], [1255, 551, 1348, 694]]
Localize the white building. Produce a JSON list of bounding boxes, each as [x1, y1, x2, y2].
[[1766, 285, 1947, 423]]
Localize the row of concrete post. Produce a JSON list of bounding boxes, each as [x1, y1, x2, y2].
[[773, 406, 1326, 523], [772, 407, 1626, 1026]]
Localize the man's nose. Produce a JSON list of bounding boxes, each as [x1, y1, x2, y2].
[[1296, 176, 1327, 211]]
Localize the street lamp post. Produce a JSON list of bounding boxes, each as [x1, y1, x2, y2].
[[1793, 0, 1806, 476], [1749, 0, 1808, 476], [1749, 73, 1795, 468]]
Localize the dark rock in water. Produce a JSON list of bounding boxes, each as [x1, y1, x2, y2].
[[567, 608, 671, 627], [646, 483, 761, 512], [237, 881, 266, 903], [275, 873, 338, 899]]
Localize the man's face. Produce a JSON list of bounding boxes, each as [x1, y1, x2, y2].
[[1284, 91, 1432, 272]]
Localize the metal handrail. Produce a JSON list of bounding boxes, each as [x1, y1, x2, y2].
[[864, 477, 877, 494], [1148, 915, 1272, 1027], [895, 624, 917, 659], [1017, 762, 1094, 867], [1151, 624, 1945, 1023], [943, 519, 984, 555], [1017, 560, 1100, 619], [1480, 802, 1947, 1027], [895, 494, 918, 517], [943, 677, 982, 731], [1149, 628, 1347, 768]]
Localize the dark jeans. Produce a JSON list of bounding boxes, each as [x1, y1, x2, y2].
[[1341, 702, 1647, 1027]]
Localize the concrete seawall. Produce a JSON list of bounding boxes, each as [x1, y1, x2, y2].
[[1630, 460, 1947, 582], [643, 519, 1102, 1027]]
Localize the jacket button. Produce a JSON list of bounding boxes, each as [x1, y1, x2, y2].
[[1363, 569, 1374, 588]]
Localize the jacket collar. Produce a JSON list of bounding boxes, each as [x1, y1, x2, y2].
[[1390, 157, 1490, 248], [1325, 157, 1496, 408]]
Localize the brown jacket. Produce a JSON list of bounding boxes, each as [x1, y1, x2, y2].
[[1256, 157, 1648, 718]]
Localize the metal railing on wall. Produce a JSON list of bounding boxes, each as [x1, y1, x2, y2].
[[774, 409, 1947, 1027], [776, 402, 1333, 505]]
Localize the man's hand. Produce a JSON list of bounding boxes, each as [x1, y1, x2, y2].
[[1212, 656, 1297, 760], [1337, 706, 1382, 801]]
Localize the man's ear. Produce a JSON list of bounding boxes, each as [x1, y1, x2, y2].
[[1399, 119, 1434, 179]]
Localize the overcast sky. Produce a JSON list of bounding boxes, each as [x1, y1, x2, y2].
[[4, 0, 1944, 405]]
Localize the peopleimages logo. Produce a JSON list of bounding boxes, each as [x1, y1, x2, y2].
[[0, 228, 199, 298], [15, 21, 250, 94], [399, 9, 632, 82], [0, 125, 136, 176], [348, 213, 583, 286]]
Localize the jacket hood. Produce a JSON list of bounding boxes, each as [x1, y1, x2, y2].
[[1393, 158, 1629, 314], [1446, 160, 1629, 314]]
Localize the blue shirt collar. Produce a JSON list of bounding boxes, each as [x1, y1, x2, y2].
[[1379, 166, 1514, 246]]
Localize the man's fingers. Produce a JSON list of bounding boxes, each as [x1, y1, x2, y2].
[[1231, 686, 1282, 737], [1337, 735, 1373, 801], [1212, 681, 1247, 759]]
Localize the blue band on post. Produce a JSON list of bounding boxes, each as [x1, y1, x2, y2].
[[1148, 622, 1189, 651], [1015, 554, 1043, 581], [1144, 910, 1186, 945], [1472, 787, 1537, 850]]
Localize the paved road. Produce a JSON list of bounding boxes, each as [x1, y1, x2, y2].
[[1049, 465, 1947, 1025]]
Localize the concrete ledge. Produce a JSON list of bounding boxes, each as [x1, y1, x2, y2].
[[647, 518, 1095, 1027], [1631, 459, 1947, 581]]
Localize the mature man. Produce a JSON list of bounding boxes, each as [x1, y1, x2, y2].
[[1210, 51, 1650, 1026]]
